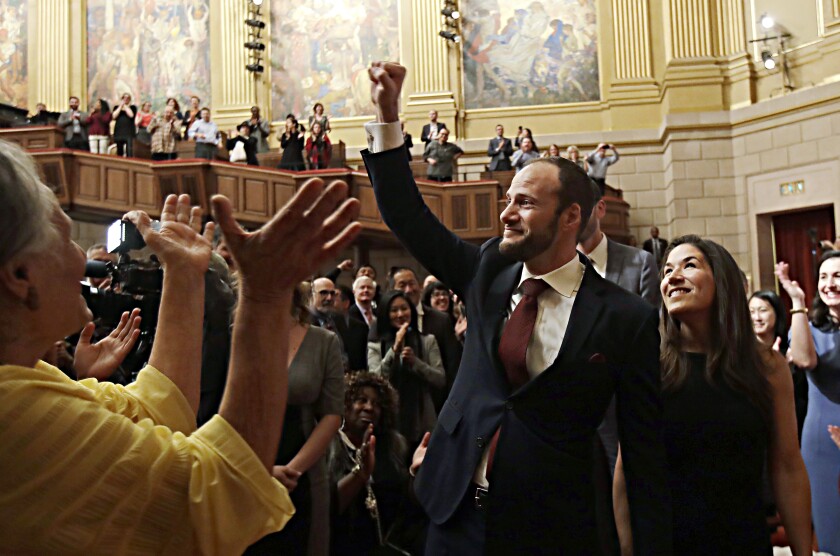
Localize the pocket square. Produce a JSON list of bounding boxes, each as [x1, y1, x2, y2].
[[588, 353, 607, 363]]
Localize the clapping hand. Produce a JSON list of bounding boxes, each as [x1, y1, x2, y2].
[[211, 179, 361, 301], [359, 423, 376, 480], [774, 262, 807, 305], [410, 431, 431, 478], [401, 346, 416, 367], [125, 194, 211, 276], [74, 309, 142, 380], [393, 322, 409, 353]]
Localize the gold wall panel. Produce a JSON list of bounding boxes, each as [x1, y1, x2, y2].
[[77, 163, 100, 200], [411, 0, 449, 93], [613, 0, 653, 79], [715, 0, 745, 56], [33, 0, 70, 111], [667, 0, 713, 59]]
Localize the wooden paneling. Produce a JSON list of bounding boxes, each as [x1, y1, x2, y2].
[[105, 168, 129, 204], [135, 173, 157, 210], [77, 163, 101, 201], [243, 178, 269, 216], [0, 127, 65, 150], [25, 149, 634, 246]]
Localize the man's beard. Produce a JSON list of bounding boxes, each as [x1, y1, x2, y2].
[[499, 217, 558, 262]]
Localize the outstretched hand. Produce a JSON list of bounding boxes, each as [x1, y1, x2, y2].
[[74, 309, 142, 380], [774, 261, 806, 304], [211, 178, 361, 302], [368, 62, 406, 123], [124, 194, 211, 275]]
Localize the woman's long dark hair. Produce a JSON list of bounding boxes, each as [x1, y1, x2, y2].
[[661, 235, 773, 423], [99, 99, 110, 113], [373, 290, 418, 342], [749, 290, 789, 353], [811, 250, 840, 332]]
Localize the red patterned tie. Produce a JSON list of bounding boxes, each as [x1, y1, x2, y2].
[[487, 278, 549, 476]]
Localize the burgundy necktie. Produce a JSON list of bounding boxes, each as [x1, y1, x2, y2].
[[487, 278, 549, 476]]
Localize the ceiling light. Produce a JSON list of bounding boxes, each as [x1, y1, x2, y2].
[[441, 8, 460, 19], [246, 63, 265, 73], [244, 41, 266, 50], [439, 30, 460, 42], [760, 14, 774, 30], [252, 0, 264, 5], [761, 50, 776, 70], [244, 19, 265, 28]]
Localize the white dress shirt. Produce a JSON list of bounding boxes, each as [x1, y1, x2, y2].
[[364, 120, 586, 486], [581, 232, 609, 278], [473, 256, 584, 486]]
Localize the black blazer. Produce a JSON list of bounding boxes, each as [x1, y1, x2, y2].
[[334, 314, 369, 372], [362, 146, 672, 555], [421, 122, 447, 145], [420, 304, 463, 410], [643, 237, 669, 266], [487, 136, 513, 171]]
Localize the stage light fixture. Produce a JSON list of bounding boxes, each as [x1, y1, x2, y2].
[[441, 7, 460, 19], [760, 14, 774, 30], [244, 41, 265, 50], [761, 50, 776, 70], [246, 63, 265, 73], [251, 0, 264, 5], [244, 18, 265, 28]]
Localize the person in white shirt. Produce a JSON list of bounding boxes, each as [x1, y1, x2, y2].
[[360, 61, 672, 555]]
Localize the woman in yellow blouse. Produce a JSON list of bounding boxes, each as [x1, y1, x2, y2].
[[0, 140, 361, 554]]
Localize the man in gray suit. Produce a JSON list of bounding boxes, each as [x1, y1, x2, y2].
[[486, 124, 513, 171], [57, 96, 90, 151], [579, 181, 659, 470], [578, 179, 659, 554]]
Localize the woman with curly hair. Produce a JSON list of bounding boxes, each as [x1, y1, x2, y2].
[[328, 372, 410, 555], [615, 236, 812, 555]]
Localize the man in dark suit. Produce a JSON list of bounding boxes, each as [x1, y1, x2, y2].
[[390, 266, 463, 408], [643, 226, 669, 269], [487, 124, 513, 171], [363, 62, 672, 555], [420, 110, 447, 146], [333, 284, 370, 371]]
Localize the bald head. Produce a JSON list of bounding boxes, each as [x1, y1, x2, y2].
[[312, 277, 336, 310]]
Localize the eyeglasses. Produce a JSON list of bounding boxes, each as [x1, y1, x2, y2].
[[317, 290, 336, 297]]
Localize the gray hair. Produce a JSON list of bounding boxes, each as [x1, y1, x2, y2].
[[352, 275, 375, 291], [0, 140, 58, 268]]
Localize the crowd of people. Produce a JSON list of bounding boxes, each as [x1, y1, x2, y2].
[[3, 61, 839, 556], [48, 94, 336, 169]]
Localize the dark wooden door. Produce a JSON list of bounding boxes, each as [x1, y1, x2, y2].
[[772, 205, 836, 314]]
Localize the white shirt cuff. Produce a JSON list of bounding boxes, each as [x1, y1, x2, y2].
[[364, 121, 404, 153]]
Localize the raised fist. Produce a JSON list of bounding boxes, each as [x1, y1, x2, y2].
[[368, 62, 406, 124]]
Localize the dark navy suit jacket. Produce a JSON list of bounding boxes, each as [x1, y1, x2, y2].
[[362, 146, 673, 555]]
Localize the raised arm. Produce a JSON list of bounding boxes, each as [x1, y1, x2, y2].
[[775, 262, 818, 369], [212, 179, 361, 471], [127, 195, 211, 413], [363, 62, 480, 298]]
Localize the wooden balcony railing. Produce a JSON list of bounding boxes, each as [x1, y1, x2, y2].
[[2, 126, 632, 245]]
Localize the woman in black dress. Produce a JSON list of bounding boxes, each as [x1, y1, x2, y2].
[[614, 235, 811, 555], [279, 114, 306, 171]]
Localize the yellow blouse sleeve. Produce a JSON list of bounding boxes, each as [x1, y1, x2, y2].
[[0, 364, 294, 555]]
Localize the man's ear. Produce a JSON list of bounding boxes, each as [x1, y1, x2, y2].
[[596, 199, 607, 220], [563, 203, 582, 233], [0, 261, 33, 302]]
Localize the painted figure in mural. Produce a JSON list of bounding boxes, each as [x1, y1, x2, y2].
[[0, 0, 27, 106]]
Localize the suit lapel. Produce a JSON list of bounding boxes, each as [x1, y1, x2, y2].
[[556, 262, 606, 365], [605, 239, 624, 285], [482, 262, 523, 373]]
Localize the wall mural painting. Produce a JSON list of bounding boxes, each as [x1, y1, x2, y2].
[[0, 0, 29, 108], [270, 0, 399, 121], [461, 0, 599, 109], [87, 0, 211, 109]]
